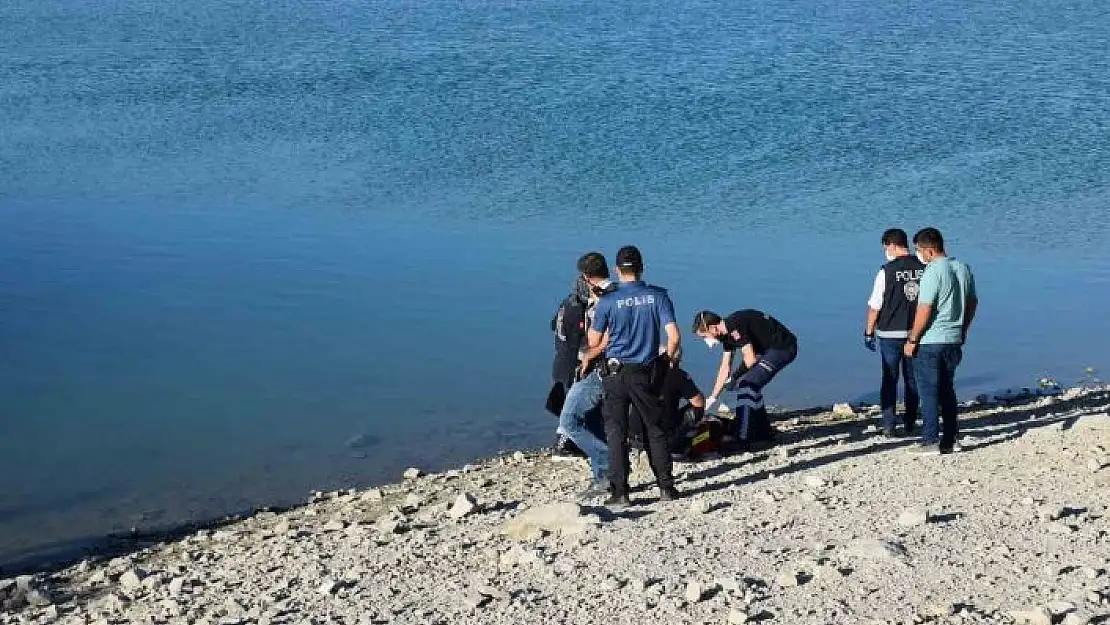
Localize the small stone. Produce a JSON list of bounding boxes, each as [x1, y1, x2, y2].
[[1047, 601, 1077, 616], [512, 451, 527, 462], [1039, 505, 1068, 521], [685, 582, 705, 602], [403, 467, 423, 480], [1085, 592, 1101, 604], [318, 579, 339, 595], [777, 571, 800, 588], [629, 578, 647, 593], [846, 538, 909, 562], [362, 488, 384, 501], [1063, 614, 1090, 625], [863, 425, 881, 434], [602, 577, 624, 592], [897, 509, 930, 527], [1046, 522, 1074, 535], [774, 447, 795, 459], [832, 402, 856, 417], [475, 584, 511, 601], [817, 564, 847, 579], [119, 569, 146, 593], [168, 577, 185, 597], [321, 519, 346, 532], [688, 499, 711, 515], [728, 609, 750, 624], [448, 493, 479, 520], [1011, 607, 1053, 625], [462, 591, 490, 610], [1081, 567, 1100, 579], [375, 518, 405, 534], [804, 475, 827, 488], [24, 589, 53, 607], [403, 493, 423, 509], [1088, 458, 1107, 472]]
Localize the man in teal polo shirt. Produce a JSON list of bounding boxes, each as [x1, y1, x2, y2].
[[904, 227, 979, 455]]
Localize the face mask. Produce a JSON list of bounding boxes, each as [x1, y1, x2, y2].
[[916, 251, 927, 264], [884, 252, 896, 262], [703, 337, 719, 349]]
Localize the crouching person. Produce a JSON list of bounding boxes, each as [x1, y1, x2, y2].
[[693, 309, 798, 449]]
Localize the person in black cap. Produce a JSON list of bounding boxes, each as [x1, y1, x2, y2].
[[586, 245, 682, 508]]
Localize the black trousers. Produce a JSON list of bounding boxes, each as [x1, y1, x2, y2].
[[601, 362, 674, 496]]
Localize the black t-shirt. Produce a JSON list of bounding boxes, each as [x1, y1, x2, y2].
[[721, 310, 797, 355]]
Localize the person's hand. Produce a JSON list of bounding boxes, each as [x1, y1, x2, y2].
[[864, 335, 876, 352], [575, 360, 589, 380], [903, 341, 918, 358]]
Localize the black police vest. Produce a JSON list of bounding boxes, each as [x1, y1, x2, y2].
[[876, 255, 926, 337]]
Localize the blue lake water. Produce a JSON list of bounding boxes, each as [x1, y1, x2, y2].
[[1, 0, 1109, 569]]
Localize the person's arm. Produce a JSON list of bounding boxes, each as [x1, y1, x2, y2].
[[658, 291, 681, 364], [706, 350, 733, 408], [740, 343, 758, 369], [579, 330, 609, 376], [961, 268, 978, 342], [865, 269, 884, 335], [905, 304, 932, 357], [664, 322, 680, 364]]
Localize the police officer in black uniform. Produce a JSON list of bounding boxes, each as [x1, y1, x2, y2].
[[864, 228, 926, 436], [586, 246, 682, 508]]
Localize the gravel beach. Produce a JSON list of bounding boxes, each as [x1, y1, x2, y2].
[[3, 388, 1108, 625]]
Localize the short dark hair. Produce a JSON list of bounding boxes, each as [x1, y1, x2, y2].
[[881, 228, 909, 248], [576, 252, 609, 280], [913, 227, 945, 252], [692, 310, 722, 333], [615, 245, 643, 272]]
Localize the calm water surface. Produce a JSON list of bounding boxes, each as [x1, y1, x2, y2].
[[1, 0, 1108, 569]]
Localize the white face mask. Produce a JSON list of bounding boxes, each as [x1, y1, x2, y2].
[[703, 337, 719, 349], [884, 251, 896, 262], [916, 251, 927, 264]]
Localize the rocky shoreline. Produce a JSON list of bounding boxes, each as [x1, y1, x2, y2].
[[3, 387, 1109, 625]]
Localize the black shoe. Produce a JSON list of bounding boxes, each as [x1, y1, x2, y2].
[[603, 493, 632, 509], [551, 435, 586, 459], [659, 486, 682, 501]]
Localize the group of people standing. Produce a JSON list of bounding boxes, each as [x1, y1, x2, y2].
[[548, 227, 977, 508]]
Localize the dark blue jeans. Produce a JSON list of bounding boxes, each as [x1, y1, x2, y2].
[[879, 338, 919, 432], [913, 343, 963, 449]]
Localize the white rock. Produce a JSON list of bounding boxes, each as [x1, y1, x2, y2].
[[717, 577, 742, 593], [475, 584, 511, 601], [1039, 505, 1068, 521], [318, 579, 339, 595], [119, 569, 146, 593], [362, 488, 384, 501], [462, 591, 490, 610], [447, 493, 479, 520], [512, 451, 527, 462], [500, 503, 594, 541], [684, 581, 705, 602], [602, 577, 624, 592], [1046, 522, 1074, 535], [897, 509, 930, 527], [1010, 607, 1053, 625], [168, 577, 185, 597], [1088, 458, 1107, 472], [777, 571, 800, 588], [728, 609, 750, 624], [403, 493, 423, 509], [321, 519, 346, 532], [845, 538, 909, 562], [833, 403, 856, 417], [804, 475, 828, 488], [688, 499, 711, 515], [628, 578, 647, 593], [1063, 614, 1090, 625], [1047, 601, 1077, 616], [402, 467, 423, 480]]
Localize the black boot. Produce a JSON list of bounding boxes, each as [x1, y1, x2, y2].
[[551, 434, 586, 459]]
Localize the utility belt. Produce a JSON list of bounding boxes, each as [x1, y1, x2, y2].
[[598, 356, 665, 378]]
